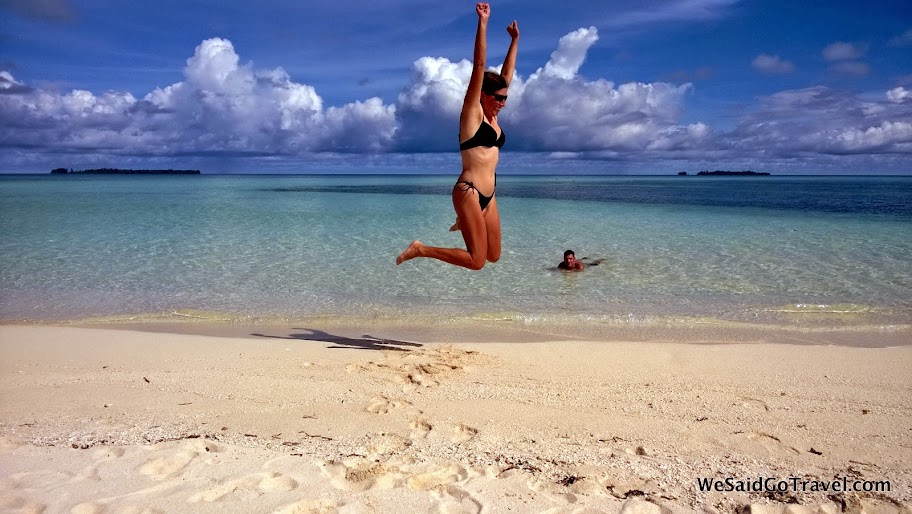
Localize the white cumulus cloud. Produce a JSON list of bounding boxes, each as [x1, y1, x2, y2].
[[751, 54, 795, 74], [0, 71, 25, 90], [534, 27, 600, 80], [511, 26, 697, 152], [821, 42, 870, 78], [833, 121, 912, 152], [724, 86, 912, 156], [887, 87, 912, 103], [393, 56, 474, 151], [822, 41, 867, 61], [0, 38, 397, 157]]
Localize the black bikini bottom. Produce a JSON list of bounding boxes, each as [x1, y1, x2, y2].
[[455, 177, 496, 211]]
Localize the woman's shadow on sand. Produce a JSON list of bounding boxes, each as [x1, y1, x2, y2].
[[251, 328, 423, 351]]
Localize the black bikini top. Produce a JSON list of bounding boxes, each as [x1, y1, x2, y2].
[[459, 120, 505, 150]]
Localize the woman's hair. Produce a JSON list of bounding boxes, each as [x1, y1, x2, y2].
[[481, 71, 508, 95]]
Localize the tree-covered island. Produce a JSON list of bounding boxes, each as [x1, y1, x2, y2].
[[51, 168, 200, 175], [694, 170, 770, 176]]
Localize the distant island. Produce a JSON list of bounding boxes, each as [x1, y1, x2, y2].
[[677, 170, 770, 176], [51, 168, 200, 175], [698, 170, 770, 176]]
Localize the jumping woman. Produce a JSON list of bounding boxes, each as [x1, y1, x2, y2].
[[396, 2, 518, 270]]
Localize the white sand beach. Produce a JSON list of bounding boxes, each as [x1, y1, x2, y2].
[[1, 324, 910, 513]]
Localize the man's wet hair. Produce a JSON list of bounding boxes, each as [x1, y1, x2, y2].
[[563, 250, 575, 258]]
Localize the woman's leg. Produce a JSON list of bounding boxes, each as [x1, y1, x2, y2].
[[483, 197, 501, 263], [396, 187, 488, 270]]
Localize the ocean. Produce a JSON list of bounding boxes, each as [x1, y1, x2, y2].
[[1, 174, 910, 332]]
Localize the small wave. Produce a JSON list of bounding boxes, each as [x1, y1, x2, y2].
[[762, 303, 883, 314]]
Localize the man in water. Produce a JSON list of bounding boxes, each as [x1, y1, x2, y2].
[[558, 250, 584, 271]]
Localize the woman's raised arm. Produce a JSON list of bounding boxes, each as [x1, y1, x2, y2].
[[461, 3, 489, 125], [501, 20, 519, 86]]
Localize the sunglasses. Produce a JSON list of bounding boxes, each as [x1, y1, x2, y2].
[[487, 93, 508, 102]]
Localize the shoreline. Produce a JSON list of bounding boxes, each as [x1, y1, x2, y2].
[[1, 324, 910, 512], [3, 311, 911, 348]]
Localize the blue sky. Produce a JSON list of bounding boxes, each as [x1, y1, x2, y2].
[[1, 0, 910, 174]]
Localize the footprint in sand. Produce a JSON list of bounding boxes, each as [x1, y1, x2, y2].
[[430, 484, 483, 514], [92, 447, 126, 461], [736, 396, 770, 411], [188, 479, 246, 504], [188, 472, 298, 503], [70, 465, 101, 483], [406, 463, 470, 491], [451, 424, 478, 444], [368, 433, 412, 457], [139, 450, 198, 481], [139, 440, 220, 480], [527, 478, 579, 504], [319, 457, 406, 492], [7, 469, 74, 492], [399, 365, 442, 390], [410, 419, 433, 439], [259, 472, 298, 493], [71, 447, 127, 483], [351, 347, 485, 392], [0, 496, 46, 514], [365, 395, 417, 415]]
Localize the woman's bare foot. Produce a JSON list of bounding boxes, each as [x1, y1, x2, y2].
[[449, 219, 461, 232], [396, 240, 424, 265]]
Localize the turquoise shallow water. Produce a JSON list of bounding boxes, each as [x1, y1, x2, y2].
[[1, 174, 910, 327]]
